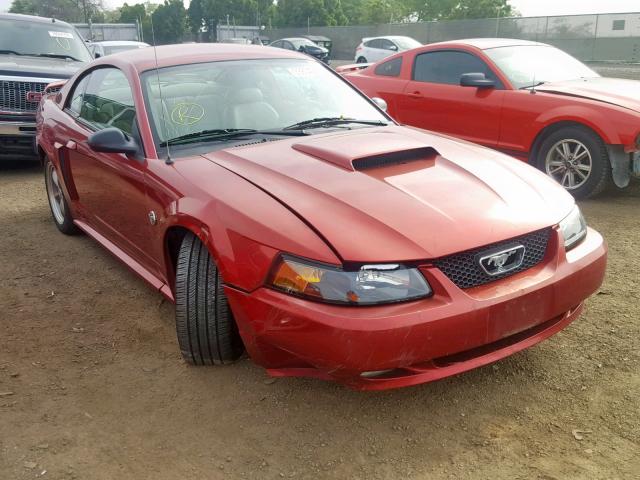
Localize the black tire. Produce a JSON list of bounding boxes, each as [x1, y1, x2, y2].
[[535, 125, 611, 199], [43, 156, 80, 235], [356, 56, 367, 63], [175, 232, 244, 366]]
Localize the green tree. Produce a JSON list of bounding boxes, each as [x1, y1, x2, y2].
[[9, 0, 104, 23], [187, 0, 274, 41], [405, 0, 516, 21], [118, 2, 153, 42], [151, 0, 186, 44]]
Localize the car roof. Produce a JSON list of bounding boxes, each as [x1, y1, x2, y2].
[[365, 36, 415, 41], [428, 38, 547, 50], [93, 41, 149, 47], [280, 38, 312, 42], [93, 43, 310, 73], [0, 12, 74, 28]]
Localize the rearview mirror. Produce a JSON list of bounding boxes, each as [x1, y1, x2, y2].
[[371, 97, 388, 112], [460, 72, 495, 89], [88, 128, 139, 156]]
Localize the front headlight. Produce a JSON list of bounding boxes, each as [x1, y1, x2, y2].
[[559, 205, 587, 250], [269, 255, 432, 305]]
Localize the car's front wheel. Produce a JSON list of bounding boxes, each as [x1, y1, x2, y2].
[[536, 126, 611, 199], [356, 56, 367, 63], [44, 157, 80, 235], [175, 232, 244, 366]]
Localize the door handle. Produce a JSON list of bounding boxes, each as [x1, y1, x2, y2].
[[66, 140, 77, 150], [407, 91, 422, 99]]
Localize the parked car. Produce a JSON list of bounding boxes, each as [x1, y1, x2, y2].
[[89, 40, 149, 58], [270, 37, 329, 63], [354, 36, 421, 63], [36, 44, 606, 390], [302, 34, 332, 56], [0, 13, 92, 160], [340, 38, 640, 198]]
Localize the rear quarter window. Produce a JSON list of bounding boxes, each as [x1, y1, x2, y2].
[[375, 57, 402, 77]]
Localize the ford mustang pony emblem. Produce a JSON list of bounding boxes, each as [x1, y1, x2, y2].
[[478, 245, 526, 276]]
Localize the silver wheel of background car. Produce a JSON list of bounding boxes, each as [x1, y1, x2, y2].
[[46, 162, 66, 225], [545, 139, 593, 190]]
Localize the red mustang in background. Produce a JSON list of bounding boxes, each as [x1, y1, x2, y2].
[[37, 44, 606, 390], [339, 39, 640, 199]]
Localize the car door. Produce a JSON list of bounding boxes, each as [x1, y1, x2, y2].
[[57, 67, 155, 269], [378, 38, 398, 61], [398, 49, 505, 147], [368, 39, 385, 62]]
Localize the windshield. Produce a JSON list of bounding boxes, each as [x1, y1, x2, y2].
[[485, 45, 599, 89], [290, 39, 317, 49], [392, 37, 421, 50], [141, 58, 388, 148], [0, 18, 92, 62]]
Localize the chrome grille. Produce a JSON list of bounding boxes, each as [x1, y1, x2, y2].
[[0, 80, 47, 113], [433, 228, 552, 289]]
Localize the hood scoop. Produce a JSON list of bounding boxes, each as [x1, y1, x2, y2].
[[352, 147, 437, 171], [292, 130, 437, 171]]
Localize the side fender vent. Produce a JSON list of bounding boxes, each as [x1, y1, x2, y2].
[[352, 147, 438, 171]]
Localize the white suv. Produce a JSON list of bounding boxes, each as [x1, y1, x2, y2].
[[354, 36, 421, 63]]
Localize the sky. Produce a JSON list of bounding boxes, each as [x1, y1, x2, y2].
[[1, 0, 639, 18]]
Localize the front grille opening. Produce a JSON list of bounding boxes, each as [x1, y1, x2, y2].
[[1, 80, 46, 113], [352, 147, 437, 171], [433, 228, 552, 289]]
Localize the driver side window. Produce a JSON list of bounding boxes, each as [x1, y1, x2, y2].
[[77, 68, 136, 135]]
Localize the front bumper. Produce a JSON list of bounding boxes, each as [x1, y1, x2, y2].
[[0, 119, 38, 158], [225, 227, 607, 390]]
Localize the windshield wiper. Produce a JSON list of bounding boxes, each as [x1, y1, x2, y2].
[[161, 128, 307, 147], [0, 50, 23, 55], [36, 53, 82, 62], [283, 117, 388, 130], [520, 81, 546, 90]]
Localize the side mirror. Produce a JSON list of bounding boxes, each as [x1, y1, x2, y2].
[[389, 44, 398, 51], [298, 46, 305, 52], [88, 128, 139, 155], [94, 52, 101, 58], [371, 97, 388, 112], [460, 72, 495, 89]]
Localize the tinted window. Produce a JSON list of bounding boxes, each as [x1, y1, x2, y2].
[[283, 41, 295, 50], [79, 68, 136, 135], [375, 57, 402, 77], [379, 39, 396, 51], [271, 40, 282, 48], [68, 75, 90, 115], [366, 39, 382, 49], [413, 51, 498, 85]]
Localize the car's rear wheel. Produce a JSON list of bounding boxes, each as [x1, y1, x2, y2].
[[44, 157, 80, 235], [356, 56, 367, 63], [536, 126, 611, 199], [175, 232, 244, 366]]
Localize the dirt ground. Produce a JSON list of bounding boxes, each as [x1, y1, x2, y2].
[[0, 160, 638, 480]]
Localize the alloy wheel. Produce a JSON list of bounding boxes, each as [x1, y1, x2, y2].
[[545, 139, 593, 190], [46, 162, 66, 225]]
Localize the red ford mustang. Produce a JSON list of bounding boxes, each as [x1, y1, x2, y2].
[[339, 39, 640, 199], [37, 44, 606, 390]]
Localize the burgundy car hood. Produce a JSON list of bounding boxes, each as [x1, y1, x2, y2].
[[203, 127, 574, 262], [536, 77, 640, 113]]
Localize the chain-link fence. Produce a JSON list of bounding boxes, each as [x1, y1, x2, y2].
[[266, 12, 640, 62]]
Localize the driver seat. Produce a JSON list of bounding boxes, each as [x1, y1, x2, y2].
[[224, 88, 279, 130]]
